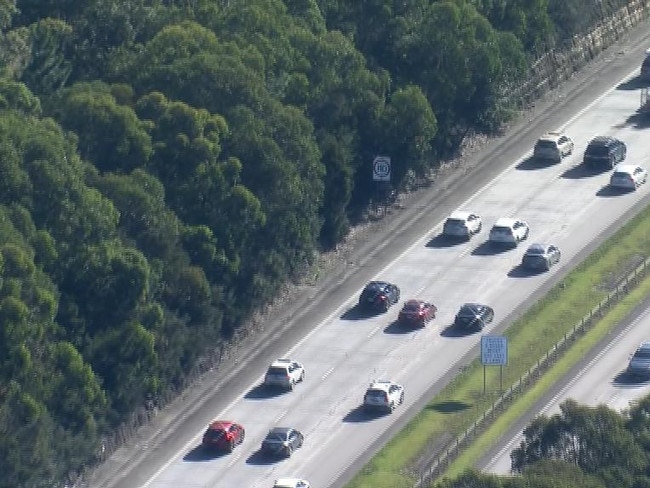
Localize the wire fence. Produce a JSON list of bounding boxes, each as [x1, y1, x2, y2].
[[412, 257, 650, 488]]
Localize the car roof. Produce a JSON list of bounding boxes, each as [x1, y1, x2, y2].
[[268, 427, 293, 435], [613, 164, 640, 173], [270, 358, 295, 368], [274, 479, 305, 488], [588, 135, 616, 145], [637, 341, 650, 351], [207, 420, 234, 430], [404, 299, 423, 306], [537, 132, 563, 142], [365, 280, 389, 289], [493, 217, 518, 227], [447, 210, 475, 220], [368, 380, 395, 390], [526, 243, 547, 253], [460, 302, 484, 310]]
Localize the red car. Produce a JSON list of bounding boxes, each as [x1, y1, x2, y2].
[[398, 299, 437, 327], [202, 420, 245, 452]]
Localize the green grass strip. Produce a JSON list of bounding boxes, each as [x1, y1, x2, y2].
[[346, 203, 650, 488]]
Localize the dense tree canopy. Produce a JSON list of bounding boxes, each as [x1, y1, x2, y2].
[[0, 0, 633, 485]]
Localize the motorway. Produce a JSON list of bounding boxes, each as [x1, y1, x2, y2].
[[92, 26, 650, 488], [479, 297, 650, 476], [135, 67, 650, 488]]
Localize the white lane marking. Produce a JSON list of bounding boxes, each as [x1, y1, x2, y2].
[[140, 66, 642, 488], [274, 410, 287, 423], [321, 367, 335, 380]]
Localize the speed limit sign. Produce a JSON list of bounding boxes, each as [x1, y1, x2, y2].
[[372, 156, 391, 181]]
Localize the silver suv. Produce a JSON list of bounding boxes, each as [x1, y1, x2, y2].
[[363, 380, 404, 413], [264, 359, 305, 390], [533, 132, 574, 164]]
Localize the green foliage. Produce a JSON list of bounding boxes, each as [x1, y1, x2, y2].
[[0, 0, 627, 485]]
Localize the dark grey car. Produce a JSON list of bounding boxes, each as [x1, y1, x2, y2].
[[261, 427, 304, 457], [358, 281, 400, 312], [454, 303, 494, 331], [583, 136, 626, 170]]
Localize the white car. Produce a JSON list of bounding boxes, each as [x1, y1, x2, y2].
[[533, 131, 574, 163], [264, 359, 305, 390], [489, 218, 530, 246], [443, 211, 482, 239], [609, 164, 648, 190], [273, 478, 311, 488], [363, 380, 404, 413]]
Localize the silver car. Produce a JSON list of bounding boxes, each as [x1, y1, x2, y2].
[[521, 243, 561, 271], [628, 342, 650, 378], [443, 211, 482, 239]]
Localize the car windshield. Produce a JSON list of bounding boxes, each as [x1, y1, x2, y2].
[[267, 366, 287, 375], [492, 226, 511, 233], [459, 305, 477, 316], [265, 432, 287, 442], [634, 350, 650, 359], [445, 218, 464, 226], [613, 171, 630, 178], [536, 140, 556, 148], [587, 145, 609, 155], [526, 246, 545, 256], [367, 389, 387, 397], [205, 429, 225, 440]]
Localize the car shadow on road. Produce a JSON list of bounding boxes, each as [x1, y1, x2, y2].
[[246, 450, 280, 465], [622, 112, 650, 129], [342, 405, 381, 423], [440, 324, 476, 337], [507, 265, 539, 278], [383, 320, 420, 334], [516, 156, 550, 171], [341, 305, 372, 320], [471, 241, 513, 256], [613, 371, 650, 387], [244, 384, 288, 400], [183, 445, 227, 462], [617, 76, 649, 91], [596, 185, 632, 198], [560, 164, 604, 179], [426, 234, 466, 248]]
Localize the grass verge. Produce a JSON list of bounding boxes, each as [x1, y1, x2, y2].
[[346, 203, 650, 488]]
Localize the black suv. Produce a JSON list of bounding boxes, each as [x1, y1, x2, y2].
[[358, 281, 400, 312], [583, 136, 626, 170]]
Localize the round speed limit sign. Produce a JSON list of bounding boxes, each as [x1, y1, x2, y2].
[[372, 156, 391, 181]]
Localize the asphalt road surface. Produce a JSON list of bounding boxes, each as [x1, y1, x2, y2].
[[479, 295, 650, 475], [90, 22, 650, 488]]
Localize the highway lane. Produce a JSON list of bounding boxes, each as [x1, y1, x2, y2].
[[134, 67, 650, 488], [480, 298, 650, 476]]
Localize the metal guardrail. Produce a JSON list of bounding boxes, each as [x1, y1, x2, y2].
[[412, 257, 650, 487]]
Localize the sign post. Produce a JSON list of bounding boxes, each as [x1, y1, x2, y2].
[[481, 335, 508, 395]]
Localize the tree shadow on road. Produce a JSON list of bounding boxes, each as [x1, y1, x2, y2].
[[427, 400, 472, 414]]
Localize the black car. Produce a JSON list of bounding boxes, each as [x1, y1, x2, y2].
[[261, 427, 304, 457], [358, 281, 400, 312], [583, 136, 626, 170], [454, 303, 494, 331], [521, 243, 561, 271]]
